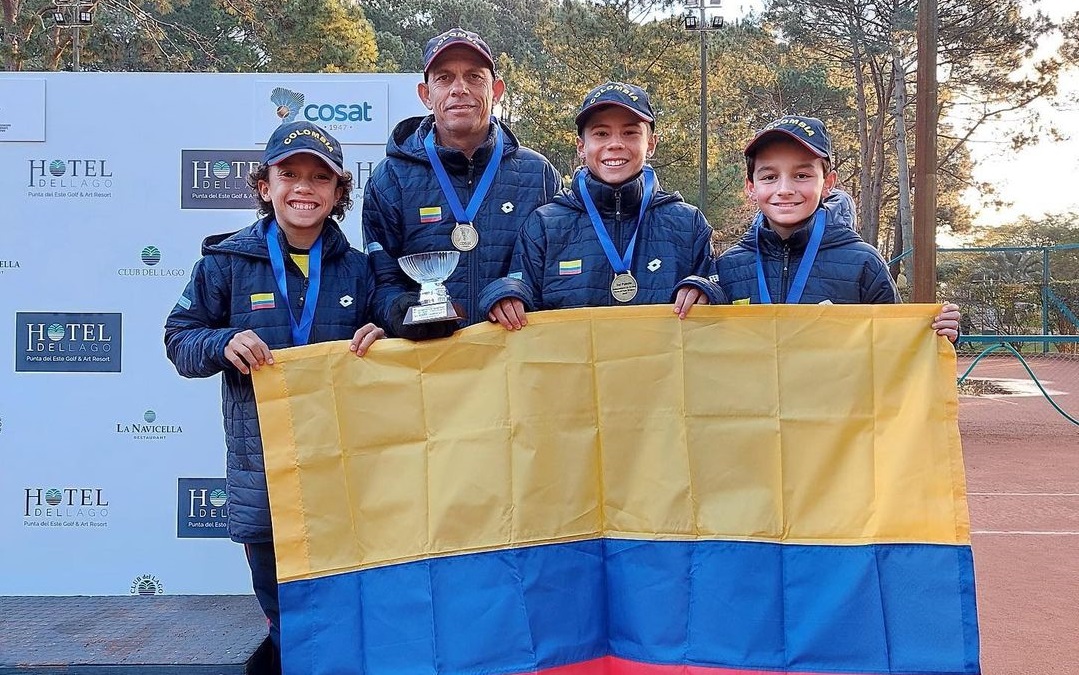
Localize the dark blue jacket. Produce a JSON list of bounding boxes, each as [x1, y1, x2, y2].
[[716, 191, 899, 304], [164, 218, 375, 543], [362, 115, 562, 337], [479, 168, 723, 314]]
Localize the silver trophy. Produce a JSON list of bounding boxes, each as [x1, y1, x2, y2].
[[398, 251, 463, 325]]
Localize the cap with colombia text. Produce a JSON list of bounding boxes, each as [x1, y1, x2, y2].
[[744, 116, 832, 163], [262, 121, 344, 176], [575, 82, 655, 132], [423, 28, 495, 75]]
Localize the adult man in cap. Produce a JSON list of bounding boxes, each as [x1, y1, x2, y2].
[[363, 27, 562, 339]]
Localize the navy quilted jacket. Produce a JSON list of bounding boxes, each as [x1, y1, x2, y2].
[[362, 115, 562, 334], [716, 191, 899, 304], [163, 218, 375, 543], [478, 168, 723, 314]]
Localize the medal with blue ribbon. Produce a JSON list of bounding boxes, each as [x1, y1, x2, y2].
[[577, 166, 655, 303], [754, 208, 825, 304], [266, 219, 322, 346], [423, 118, 504, 252]]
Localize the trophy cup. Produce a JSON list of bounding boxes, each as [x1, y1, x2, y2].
[[398, 251, 463, 325]]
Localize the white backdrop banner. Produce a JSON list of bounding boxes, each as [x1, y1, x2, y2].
[[0, 72, 427, 596]]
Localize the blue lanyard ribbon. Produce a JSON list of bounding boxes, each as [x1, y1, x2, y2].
[[423, 119, 504, 226], [755, 208, 826, 304], [576, 166, 655, 274], [266, 219, 322, 346]]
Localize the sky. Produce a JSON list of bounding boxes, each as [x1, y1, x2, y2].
[[959, 0, 1078, 230], [704, 0, 1078, 234]]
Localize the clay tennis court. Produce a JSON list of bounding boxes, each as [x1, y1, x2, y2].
[[957, 352, 1079, 674]]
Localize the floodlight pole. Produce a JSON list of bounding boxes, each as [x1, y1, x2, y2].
[[72, 24, 80, 71], [913, 0, 938, 302], [698, 2, 707, 211]]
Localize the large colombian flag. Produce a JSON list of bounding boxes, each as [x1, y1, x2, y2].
[[253, 304, 980, 675]]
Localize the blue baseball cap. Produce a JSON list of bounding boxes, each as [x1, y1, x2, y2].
[[262, 121, 344, 176], [423, 28, 496, 76], [744, 116, 833, 163], [575, 82, 655, 133]]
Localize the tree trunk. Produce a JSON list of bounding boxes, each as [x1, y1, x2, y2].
[[850, 39, 873, 243], [2, 0, 17, 71], [862, 55, 887, 249], [892, 53, 914, 282]]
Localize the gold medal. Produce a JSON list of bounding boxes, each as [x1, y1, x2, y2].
[[451, 223, 479, 252], [610, 273, 638, 303]]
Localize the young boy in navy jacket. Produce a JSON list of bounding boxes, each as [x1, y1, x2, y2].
[[164, 121, 384, 669], [717, 115, 960, 340], [480, 82, 723, 330]]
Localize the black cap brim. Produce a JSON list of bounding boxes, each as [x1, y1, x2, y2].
[[424, 43, 496, 75], [574, 101, 655, 129], [267, 149, 344, 176], [744, 129, 828, 160]]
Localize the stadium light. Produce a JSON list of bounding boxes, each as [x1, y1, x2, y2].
[[46, 4, 90, 71], [682, 0, 728, 212]]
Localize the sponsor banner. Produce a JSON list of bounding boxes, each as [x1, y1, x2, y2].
[[0, 78, 46, 141], [130, 573, 165, 595], [23, 487, 110, 529], [117, 246, 188, 278], [116, 409, 184, 442], [348, 144, 386, 204], [0, 257, 20, 276], [253, 81, 390, 144], [177, 478, 229, 538], [14, 312, 122, 373], [180, 149, 262, 210], [25, 158, 116, 199]]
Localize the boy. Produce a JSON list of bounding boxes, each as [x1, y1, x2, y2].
[[163, 120, 383, 666], [480, 81, 722, 329], [717, 115, 960, 340]]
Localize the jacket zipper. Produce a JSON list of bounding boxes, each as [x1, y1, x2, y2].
[[465, 157, 477, 322], [780, 244, 791, 303]]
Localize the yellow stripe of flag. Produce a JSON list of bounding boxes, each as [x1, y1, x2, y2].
[[254, 305, 969, 584]]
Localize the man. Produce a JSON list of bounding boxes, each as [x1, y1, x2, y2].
[[363, 27, 562, 339]]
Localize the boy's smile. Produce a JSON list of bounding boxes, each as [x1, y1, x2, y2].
[[577, 106, 657, 185], [746, 138, 837, 239], [258, 154, 343, 248]]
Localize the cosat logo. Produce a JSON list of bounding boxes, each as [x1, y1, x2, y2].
[[269, 86, 374, 126], [23, 487, 110, 528], [116, 408, 183, 441], [26, 159, 115, 199], [130, 574, 165, 596], [118, 246, 186, 278]]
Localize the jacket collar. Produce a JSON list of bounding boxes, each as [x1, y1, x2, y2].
[[572, 168, 646, 217]]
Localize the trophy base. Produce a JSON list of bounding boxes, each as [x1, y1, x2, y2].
[[404, 301, 462, 325]]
